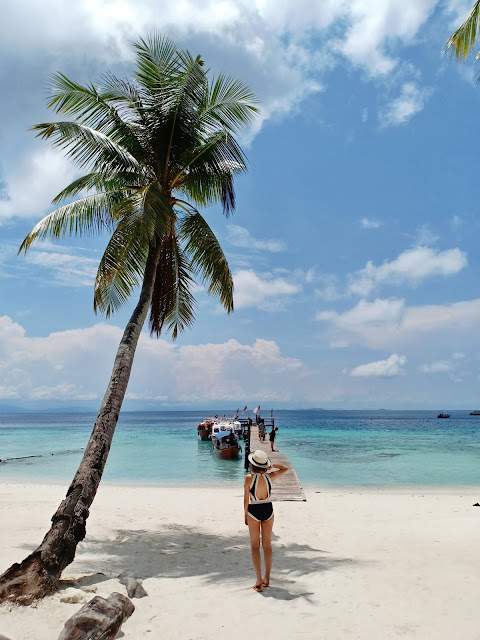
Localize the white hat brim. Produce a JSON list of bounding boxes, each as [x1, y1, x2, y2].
[[248, 451, 271, 468]]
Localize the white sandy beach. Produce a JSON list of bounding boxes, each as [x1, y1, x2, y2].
[[0, 483, 479, 639]]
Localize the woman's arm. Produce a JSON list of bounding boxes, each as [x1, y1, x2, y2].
[[244, 475, 251, 525], [268, 463, 289, 481]]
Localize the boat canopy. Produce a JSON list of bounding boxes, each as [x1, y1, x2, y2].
[[214, 431, 234, 440]]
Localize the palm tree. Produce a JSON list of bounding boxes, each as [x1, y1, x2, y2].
[[444, 1, 480, 61], [0, 34, 257, 603]]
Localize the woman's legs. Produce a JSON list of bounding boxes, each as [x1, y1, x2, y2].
[[261, 516, 274, 586], [247, 516, 263, 588]]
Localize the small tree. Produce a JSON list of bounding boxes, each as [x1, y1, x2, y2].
[[0, 34, 257, 603]]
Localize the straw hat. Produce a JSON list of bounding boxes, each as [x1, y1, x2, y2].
[[248, 449, 271, 469]]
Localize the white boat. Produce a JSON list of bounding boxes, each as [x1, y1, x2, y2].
[[470, 410, 480, 416], [437, 412, 450, 419]]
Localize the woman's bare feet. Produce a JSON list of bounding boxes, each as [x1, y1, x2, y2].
[[262, 577, 270, 587], [252, 584, 263, 592]]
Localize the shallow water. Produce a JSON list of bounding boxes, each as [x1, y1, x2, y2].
[[0, 410, 479, 487]]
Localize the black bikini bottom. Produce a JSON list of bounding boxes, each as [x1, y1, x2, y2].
[[248, 502, 273, 522]]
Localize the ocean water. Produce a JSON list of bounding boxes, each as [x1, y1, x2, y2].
[[0, 410, 479, 488]]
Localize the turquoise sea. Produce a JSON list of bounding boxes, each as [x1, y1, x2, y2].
[[0, 410, 479, 488]]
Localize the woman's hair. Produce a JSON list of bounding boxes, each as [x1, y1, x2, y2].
[[251, 464, 266, 473]]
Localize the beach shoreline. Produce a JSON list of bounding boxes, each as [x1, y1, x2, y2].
[[1, 482, 479, 639]]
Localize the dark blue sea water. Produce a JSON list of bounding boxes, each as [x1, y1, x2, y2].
[[0, 410, 479, 487]]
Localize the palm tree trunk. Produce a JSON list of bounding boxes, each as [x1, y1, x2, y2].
[[0, 242, 162, 604]]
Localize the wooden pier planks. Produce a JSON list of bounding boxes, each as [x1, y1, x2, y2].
[[250, 425, 306, 501]]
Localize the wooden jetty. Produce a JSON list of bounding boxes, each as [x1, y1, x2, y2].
[[247, 424, 306, 502]]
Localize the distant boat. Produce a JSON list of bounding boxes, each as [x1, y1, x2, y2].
[[437, 412, 451, 419], [470, 410, 480, 416]]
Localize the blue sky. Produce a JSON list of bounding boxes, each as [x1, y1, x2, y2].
[[1, 0, 480, 410]]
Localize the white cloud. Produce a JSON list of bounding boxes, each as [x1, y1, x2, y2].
[[0, 316, 308, 405], [29, 383, 98, 400], [413, 224, 439, 246], [233, 269, 300, 311], [25, 251, 98, 286], [317, 298, 406, 329], [348, 246, 467, 296], [418, 361, 452, 374], [314, 274, 344, 301], [361, 218, 381, 229], [334, 0, 437, 76], [350, 353, 407, 377], [226, 224, 285, 252], [317, 297, 480, 352], [380, 82, 433, 127], [0, 149, 77, 222]]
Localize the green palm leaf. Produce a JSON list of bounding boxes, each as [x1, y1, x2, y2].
[[444, 1, 480, 59], [18, 191, 125, 252], [94, 217, 148, 316], [200, 73, 259, 133], [179, 212, 233, 312], [31, 121, 144, 174]]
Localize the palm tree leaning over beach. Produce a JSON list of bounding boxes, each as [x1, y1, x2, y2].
[[0, 34, 257, 603], [443, 1, 480, 61]]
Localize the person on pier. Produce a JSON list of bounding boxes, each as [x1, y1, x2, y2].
[[269, 426, 278, 451], [244, 449, 288, 592]]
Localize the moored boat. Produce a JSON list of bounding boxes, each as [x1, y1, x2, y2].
[[197, 418, 215, 441], [212, 430, 242, 459]]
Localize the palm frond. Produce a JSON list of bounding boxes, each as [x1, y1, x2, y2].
[[149, 232, 196, 338], [94, 218, 148, 316], [179, 212, 233, 312], [134, 34, 181, 91], [162, 51, 208, 179], [18, 191, 125, 253], [52, 171, 145, 204], [31, 121, 144, 174], [200, 73, 259, 133], [177, 131, 247, 215], [444, 1, 480, 59], [48, 73, 146, 158]]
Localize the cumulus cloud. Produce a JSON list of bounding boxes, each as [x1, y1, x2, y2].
[[0, 149, 77, 222], [0, 315, 307, 405], [226, 224, 285, 252], [317, 298, 406, 329], [348, 246, 467, 296], [233, 269, 300, 311], [350, 353, 407, 377], [380, 82, 433, 127], [317, 296, 480, 351], [361, 218, 381, 229]]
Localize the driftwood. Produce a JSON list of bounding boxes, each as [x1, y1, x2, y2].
[[57, 592, 134, 640], [118, 574, 148, 598]]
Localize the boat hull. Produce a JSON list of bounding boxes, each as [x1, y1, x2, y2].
[[197, 427, 211, 441], [217, 446, 241, 459]]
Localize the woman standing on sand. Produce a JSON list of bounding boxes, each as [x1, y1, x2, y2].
[[244, 449, 288, 592]]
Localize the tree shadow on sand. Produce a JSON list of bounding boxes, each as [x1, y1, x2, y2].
[[51, 525, 358, 602]]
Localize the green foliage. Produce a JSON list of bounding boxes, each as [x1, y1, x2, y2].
[[21, 33, 258, 337], [444, 1, 480, 61]]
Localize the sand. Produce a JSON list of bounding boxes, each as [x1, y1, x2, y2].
[[0, 483, 479, 639]]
